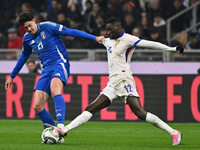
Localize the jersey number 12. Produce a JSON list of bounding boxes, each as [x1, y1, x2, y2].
[[124, 84, 133, 93]]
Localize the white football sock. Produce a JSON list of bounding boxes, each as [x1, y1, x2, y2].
[[57, 123, 64, 129], [63, 111, 93, 133], [146, 112, 178, 135]]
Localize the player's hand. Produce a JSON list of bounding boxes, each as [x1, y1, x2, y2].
[[5, 76, 13, 90], [176, 45, 184, 53], [95, 36, 105, 44]]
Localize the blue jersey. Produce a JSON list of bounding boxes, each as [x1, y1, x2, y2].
[[10, 21, 96, 78]]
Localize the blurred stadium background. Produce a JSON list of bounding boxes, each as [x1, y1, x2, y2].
[[0, 0, 200, 149], [0, 0, 200, 122]]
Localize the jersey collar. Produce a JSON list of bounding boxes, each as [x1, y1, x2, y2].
[[119, 32, 125, 38]]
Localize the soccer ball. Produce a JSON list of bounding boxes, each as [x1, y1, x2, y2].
[[41, 127, 60, 144]]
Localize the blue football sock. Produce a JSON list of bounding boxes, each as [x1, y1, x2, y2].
[[37, 109, 56, 126], [53, 94, 66, 124]]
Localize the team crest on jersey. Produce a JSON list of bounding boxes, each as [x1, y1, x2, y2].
[[115, 40, 120, 46], [41, 31, 46, 39]]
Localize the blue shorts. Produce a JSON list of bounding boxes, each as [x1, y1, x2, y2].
[[34, 62, 70, 95]]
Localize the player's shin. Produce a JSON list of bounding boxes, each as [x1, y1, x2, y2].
[[53, 94, 66, 128], [145, 112, 177, 135], [63, 111, 93, 133], [37, 109, 56, 126]]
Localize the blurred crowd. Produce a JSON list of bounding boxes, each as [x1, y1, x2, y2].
[[0, 0, 200, 59]]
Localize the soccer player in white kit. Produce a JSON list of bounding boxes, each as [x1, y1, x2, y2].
[[49, 17, 183, 145]]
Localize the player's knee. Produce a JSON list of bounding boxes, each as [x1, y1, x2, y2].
[[51, 89, 60, 97], [33, 104, 44, 112]]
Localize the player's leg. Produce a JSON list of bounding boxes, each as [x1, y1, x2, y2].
[[61, 83, 117, 134], [126, 96, 147, 120], [34, 90, 56, 126], [50, 62, 70, 129], [126, 95, 177, 133], [126, 96, 182, 145], [50, 77, 65, 129], [85, 94, 111, 114], [62, 94, 111, 133], [34, 74, 56, 126]]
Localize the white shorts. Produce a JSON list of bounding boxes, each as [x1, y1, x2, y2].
[[101, 76, 139, 103]]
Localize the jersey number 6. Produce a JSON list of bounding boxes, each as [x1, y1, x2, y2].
[[38, 41, 44, 50]]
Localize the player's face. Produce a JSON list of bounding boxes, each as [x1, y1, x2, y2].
[[106, 23, 122, 39], [23, 19, 38, 35]]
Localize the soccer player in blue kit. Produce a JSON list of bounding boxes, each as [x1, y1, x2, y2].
[[5, 12, 104, 140]]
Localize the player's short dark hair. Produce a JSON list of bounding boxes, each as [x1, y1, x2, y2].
[[106, 17, 121, 25], [18, 12, 34, 25]]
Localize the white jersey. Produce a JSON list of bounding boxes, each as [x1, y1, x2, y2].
[[102, 33, 141, 80], [101, 32, 175, 101]]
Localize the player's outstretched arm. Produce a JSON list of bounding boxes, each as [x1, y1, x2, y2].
[[136, 39, 184, 53], [46, 22, 105, 43], [58, 25, 105, 42]]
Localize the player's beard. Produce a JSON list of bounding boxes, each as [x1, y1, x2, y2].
[[111, 32, 123, 39]]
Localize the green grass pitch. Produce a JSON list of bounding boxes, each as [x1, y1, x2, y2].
[[0, 120, 199, 150]]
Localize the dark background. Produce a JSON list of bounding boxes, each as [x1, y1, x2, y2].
[[0, 74, 199, 122]]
